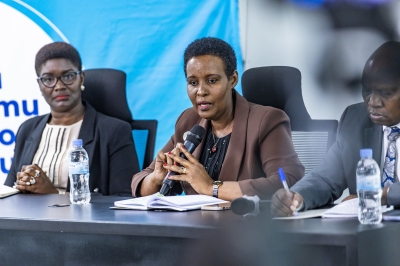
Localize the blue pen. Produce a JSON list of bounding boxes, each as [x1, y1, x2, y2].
[[278, 168, 298, 216]]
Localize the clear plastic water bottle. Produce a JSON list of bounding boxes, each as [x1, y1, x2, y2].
[[68, 139, 91, 204], [356, 148, 382, 224]]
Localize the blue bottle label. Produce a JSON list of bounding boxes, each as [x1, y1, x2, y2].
[[69, 162, 89, 174], [356, 175, 380, 190]]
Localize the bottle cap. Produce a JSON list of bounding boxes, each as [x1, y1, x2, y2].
[[72, 139, 83, 147], [360, 148, 372, 158]]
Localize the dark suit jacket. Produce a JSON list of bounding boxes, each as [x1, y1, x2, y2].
[[5, 101, 139, 196], [291, 102, 400, 209], [131, 90, 304, 199]]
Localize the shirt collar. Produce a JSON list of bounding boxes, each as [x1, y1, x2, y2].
[[383, 123, 400, 133]]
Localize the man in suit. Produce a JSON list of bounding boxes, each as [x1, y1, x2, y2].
[[271, 41, 400, 216]]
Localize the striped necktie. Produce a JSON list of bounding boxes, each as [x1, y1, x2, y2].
[[382, 126, 400, 187]]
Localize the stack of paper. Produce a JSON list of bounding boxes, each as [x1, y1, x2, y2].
[[322, 198, 393, 218], [274, 198, 393, 220], [322, 198, 359, 218]]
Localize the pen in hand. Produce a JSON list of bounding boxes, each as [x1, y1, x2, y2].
[[278, 168, 298, 216]]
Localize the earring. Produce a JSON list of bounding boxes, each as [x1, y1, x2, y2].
[[81, 85, 85, 91]]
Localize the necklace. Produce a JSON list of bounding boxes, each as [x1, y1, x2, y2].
[[211, 133, 220, 153]]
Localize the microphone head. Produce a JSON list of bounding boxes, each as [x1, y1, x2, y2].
[[185, 125, 205, 147], [190, 125, 205, 138], [231, 197, 256, 216]]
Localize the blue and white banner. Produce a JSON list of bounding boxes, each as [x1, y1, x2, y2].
[[0, 0, 243, 183]]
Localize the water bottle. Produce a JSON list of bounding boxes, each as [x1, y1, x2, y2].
[[68, 139, 91, 204], [356, 148, 382, 224]]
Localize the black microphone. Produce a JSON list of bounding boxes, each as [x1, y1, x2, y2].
[[159, 125, 205, 196], [231, 196, 269, 216]]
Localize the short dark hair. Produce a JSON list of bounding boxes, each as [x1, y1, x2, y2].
[[35, 42, 82, 75], [362, 41, 400, 85], [183, 37, 237, 77]]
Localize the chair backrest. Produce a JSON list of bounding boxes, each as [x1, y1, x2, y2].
[[82, 68, 157, 169], [241, 66, 338, 174], [290, 121, 338, 174], [82, 69, 132, 122], [242, 66, 311, 130]]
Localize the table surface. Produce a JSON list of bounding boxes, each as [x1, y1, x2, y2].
[[1, 193, 396, 238], [0, 194, 249, 238], [2, 194, 400, 266]]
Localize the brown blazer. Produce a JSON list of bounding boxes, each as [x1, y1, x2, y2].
[[131, 90, 304, 199]]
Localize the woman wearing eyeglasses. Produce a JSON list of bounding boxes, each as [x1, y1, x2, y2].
[[4, 42, 139, 195]]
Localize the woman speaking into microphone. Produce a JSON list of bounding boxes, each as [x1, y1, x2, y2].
[[131, 37, 304, 201]]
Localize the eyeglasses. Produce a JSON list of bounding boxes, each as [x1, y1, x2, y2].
[[37, 71, 82, 88]]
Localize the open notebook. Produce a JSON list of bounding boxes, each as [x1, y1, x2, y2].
[[113, 193, 228, 211], [0, 185, 19, 198]]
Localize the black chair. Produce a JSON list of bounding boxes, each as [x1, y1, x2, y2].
[[241, 66, 338, 174], [82, 68, 157, 170]]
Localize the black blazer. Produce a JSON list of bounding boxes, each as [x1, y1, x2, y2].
[[5, 101, 139, 196], [292, 102, 400, 209]]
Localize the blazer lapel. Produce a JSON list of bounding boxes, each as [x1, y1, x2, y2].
[[364, 123, 383, 166], [218, 91, 249, 182], [21, 115, 49, 167], [78, 101, 95, 169]]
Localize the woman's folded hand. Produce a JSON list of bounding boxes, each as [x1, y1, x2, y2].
[[15, 164, 58, 194]]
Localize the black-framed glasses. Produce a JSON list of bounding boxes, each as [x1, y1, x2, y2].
[[37, 71, 82, 88]]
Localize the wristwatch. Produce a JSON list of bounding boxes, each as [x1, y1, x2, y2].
[[212, 180, 223, 198]]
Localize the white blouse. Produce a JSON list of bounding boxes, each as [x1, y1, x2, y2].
[[32, 120, 82, 193]]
